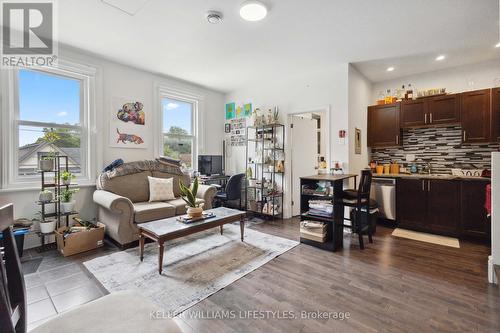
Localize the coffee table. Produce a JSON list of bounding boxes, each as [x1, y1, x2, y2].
[[138, 207, 246, 274]]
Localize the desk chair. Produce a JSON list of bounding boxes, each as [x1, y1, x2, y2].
[[214, 173, 245, 209], [0, 203, 182, 333], [342, 169, 374, 249]]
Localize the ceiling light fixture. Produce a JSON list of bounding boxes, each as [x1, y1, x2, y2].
[[496, 42, 500, 48], [240, 1, 268, 22], [386, 67, 395, 72], [435, 55, 446, 61], [206, 11, 223, 24]]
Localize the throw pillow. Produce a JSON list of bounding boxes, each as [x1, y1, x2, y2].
[[148, 176, 175, 202]]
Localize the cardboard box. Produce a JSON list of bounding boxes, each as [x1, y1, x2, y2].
[[55, 222, 105, 257]]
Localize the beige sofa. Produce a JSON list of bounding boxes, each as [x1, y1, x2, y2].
[[93, 160, 217, 247]]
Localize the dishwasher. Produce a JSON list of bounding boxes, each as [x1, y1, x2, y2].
[[370, 177, 396, 220]]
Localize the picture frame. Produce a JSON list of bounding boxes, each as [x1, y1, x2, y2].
[[355, 128, 361, 155]]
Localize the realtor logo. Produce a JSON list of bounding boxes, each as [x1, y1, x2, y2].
[[1, 0, 58, 68]]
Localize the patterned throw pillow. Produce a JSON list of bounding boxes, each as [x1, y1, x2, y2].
[[148, 176, 175, 202]]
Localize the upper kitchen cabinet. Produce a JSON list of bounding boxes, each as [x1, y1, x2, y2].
[[427, 94, 460, 125], [492, 87, 500, 142], [460, 89, 491, 143], [368, 103, 402, 148], [401, 99, 427, 127]]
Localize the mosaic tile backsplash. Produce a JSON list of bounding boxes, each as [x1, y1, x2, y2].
[[371, 126, 500, 174]]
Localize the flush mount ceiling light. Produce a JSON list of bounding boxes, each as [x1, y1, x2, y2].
[[240, 1, 268, 21], [435, 55, 446, 61], [496, 42, 500, 48], [386, 67, 395, 72], [206, 11, 223, 24]]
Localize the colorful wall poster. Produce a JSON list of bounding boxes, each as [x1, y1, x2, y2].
[[110, 98, 147, 148], [244, 103, 252, 117], [225, 102, 235, 120], [236, 105, 243, 118]]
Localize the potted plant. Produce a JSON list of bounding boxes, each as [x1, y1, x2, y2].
[[39, 129, 61, 171], [38, 190, 53, 203], [34, 212, 57, 234], [59, 188, 79, 213], [40, 156, 55, 172], [179, 177, 203, 218], [61, 171, 75, 185]]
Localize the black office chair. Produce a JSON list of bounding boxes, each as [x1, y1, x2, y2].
[[214, 173, 245, 209], [342, 169, 374, 249], [0, 203, 27, 333]]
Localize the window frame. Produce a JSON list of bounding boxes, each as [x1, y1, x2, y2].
[[1, 60, 98, 189], [155, 86, 202, 171]]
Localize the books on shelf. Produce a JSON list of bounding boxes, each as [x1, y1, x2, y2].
[[307, 199, 333, 217]]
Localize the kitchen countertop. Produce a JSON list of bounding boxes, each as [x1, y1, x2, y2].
[[372, 173, 491, 181]]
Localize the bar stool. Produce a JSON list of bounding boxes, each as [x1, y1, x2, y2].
[[342, 169, 374, 249]]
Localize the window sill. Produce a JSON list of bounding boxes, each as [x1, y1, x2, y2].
[[0, 182, 96, 193]]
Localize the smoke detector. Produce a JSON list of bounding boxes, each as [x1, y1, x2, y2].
[[206, 11, 223, 24]]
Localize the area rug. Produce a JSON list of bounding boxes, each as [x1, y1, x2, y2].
[[84, 224, 298, 315], [392, 228, 460, 248]]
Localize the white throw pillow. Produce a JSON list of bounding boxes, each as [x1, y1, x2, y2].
[[148, 176, 175, 202]]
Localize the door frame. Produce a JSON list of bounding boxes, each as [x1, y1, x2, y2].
[[286, 105, 331, 218]]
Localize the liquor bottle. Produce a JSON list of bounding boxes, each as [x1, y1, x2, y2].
[[407, 84, 413, 100], [384, 89, 392, 104]]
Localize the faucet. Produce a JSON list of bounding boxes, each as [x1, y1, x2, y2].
[[422, 162, 432, 175]]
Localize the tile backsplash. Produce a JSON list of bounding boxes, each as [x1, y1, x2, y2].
[[371, 126, 500, 174]]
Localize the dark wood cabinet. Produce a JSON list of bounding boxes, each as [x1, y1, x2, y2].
[[396, 178, 427, 230], [367, 103, 402, 148], [401, 99, 427, 127], [428, 94, 460, 125], [461, 89, 491, 143], [426, 180, 459, 235], [492, 87, 500, 142], [397, 178, 460, 237], [460, 180, 490, 240]]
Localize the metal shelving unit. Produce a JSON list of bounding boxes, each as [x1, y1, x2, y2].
[[245, 123, 285, 219]]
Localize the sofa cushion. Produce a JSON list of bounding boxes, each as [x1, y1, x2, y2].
[[152, 171, 190, 197], [133, 202, 176, 223], [148, 176, 175, 202], [102, 171, 151, 203], [167, 198, 205, 215]]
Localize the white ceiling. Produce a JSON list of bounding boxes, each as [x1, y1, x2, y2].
[[56, 0, 500, 92]]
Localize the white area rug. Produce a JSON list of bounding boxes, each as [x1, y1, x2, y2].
[[84, 224, 298, 315], [392, 228, 460, 248]]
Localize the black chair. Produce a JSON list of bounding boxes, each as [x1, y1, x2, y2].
[[0, 203, 27, 333], [214, 173, 245, 209], [342, 169, 374, 249]]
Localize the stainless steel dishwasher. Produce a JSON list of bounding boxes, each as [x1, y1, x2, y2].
[[370, 177, 396, 220]]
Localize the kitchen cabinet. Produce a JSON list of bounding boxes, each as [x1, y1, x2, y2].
[[396, 178, 459, 236], [427, 94, 460, 125], [461, 89, 491, 143], [460, 180, 490, 240], [492, 87, 500, 142], [401, 99, 427, 127], [367, 103, 402, 148]]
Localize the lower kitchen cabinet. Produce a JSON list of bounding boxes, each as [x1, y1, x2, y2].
[[396, 178, 459, 236], [460, 180, 490, 240]]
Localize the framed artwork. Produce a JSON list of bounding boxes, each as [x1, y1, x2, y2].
[[224, 123, 231, 133], [225, 102, 235, 120], [109, 98, 147, 148], [355, 128, 361, 155], [236, 105, 243, 118], [244, 103, 252, 117]]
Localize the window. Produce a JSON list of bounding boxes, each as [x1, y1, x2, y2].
[[1, 61, 97, 189], [18, 69, 83, 176], [162, 97, 196, 168]]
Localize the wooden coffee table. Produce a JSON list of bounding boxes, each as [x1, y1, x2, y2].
[[138, 207, 246, 274]]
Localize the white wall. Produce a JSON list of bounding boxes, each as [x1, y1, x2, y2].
[[225, 64, 350, 218], [348, 65, 372, 176], [0, 45, 225, 248], [371, 58, 500, 101]]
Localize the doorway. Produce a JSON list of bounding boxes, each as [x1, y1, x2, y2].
[[289, 110, 329, 216]]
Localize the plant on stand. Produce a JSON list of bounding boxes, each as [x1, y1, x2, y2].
[[61, 170, 75, 185], [59, 188, 79, 213], [39, 130, 61, 171], [34, 211, 57, 234], [179, 177, 203, 218], [38, 190, 53, 203]]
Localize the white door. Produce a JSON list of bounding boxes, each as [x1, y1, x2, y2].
[[291, 116, 318, 216]]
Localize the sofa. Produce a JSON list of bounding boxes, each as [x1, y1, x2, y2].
[[93, 160, 217, 247]]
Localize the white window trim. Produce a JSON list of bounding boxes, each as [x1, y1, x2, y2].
[[154, 84, 204, 170], [1, 60, 98, 189]]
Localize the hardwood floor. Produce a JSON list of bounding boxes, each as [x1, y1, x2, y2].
[[24, 218, 500, 332]]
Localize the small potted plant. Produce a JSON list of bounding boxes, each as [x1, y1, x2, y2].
[[179, 178, 203, 218], [59, 188, 79, 213], [38, 190, 53, 203], [61, 170, 75, 185], [34, 212, 57, 234], [40, 156, 55, 172], [39, 130, 60, 171]]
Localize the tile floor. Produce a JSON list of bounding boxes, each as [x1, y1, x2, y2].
[[22, 242, 118, 331]]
